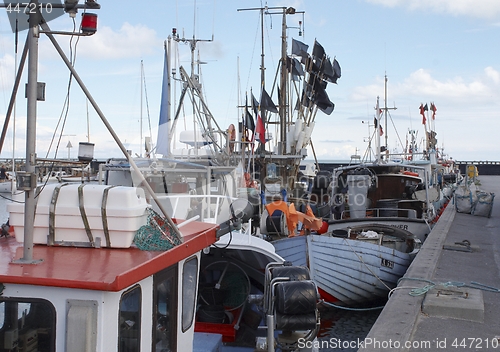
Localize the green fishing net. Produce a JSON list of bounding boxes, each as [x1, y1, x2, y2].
[[134, 208, 182, 251]]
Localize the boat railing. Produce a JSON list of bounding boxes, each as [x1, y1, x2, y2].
[[154, 193, 237, 224], [153, 193, 258, 240]]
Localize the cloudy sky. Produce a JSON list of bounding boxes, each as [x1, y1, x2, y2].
[[0, 0, 498, 162]]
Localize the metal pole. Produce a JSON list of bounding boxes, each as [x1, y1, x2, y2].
[[19, 5, 40, 263]]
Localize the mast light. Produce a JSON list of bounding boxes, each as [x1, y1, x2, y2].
[[81, 13, 98, 34]]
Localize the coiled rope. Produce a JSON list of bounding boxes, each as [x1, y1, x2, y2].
[[390, 277, 500, 298]]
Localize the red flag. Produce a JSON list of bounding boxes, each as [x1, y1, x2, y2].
[[430, 103, 437, 120], [379, 126, 383, 136], [419, 104, 426, 125], [255, 114, 266, 144]]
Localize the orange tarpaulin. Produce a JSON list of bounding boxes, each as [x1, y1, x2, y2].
[[265, 201, 323, 237]]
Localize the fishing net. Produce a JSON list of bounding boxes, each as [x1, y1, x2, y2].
[[134, 208, 182, 251]]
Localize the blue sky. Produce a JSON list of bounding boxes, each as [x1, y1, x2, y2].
[[0, 0, 499, 161]]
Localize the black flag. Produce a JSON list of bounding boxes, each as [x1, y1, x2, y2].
[[292, 38, 309, 57], [333, 58, 341, 80], [251, 92, 259, 116], [260, 88, 278, 113], [312, 40, 326, 61], [244, 97, 255, 131]]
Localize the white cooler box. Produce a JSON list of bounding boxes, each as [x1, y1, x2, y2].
[[8, 183, 150, 248]]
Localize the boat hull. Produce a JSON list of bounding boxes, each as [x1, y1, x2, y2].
[[273, 230, 417, 307]]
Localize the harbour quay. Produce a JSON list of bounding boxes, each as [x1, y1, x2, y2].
[[359, 175, 500, 352]]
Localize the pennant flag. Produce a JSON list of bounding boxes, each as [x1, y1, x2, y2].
[[312, 39, 326, 61], [304, 75, 334, 115], [244, 96, 255, 132], [260, 88, 278, 113], [292, 38, 309, 58], [332, 58, 342, 81], [255, 114, 266, 144], [314, 86, 334, 115], [322, 57, 335, 82], [289, 57, 304, 79], [319, 56, 341, 84], [251, 92, 259, 116], [156, 44, 170, 156], [430, 102, 437, 120], [419, 103, 427, 125]]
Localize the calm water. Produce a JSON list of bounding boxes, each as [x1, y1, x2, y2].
[[0, 194, 381, 351], [317, 306, 381, 351]]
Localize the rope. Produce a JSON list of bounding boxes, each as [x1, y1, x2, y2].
[[341, 237, 392, 291], [395, 277, 500, 297], [320, 300, 384, 312]]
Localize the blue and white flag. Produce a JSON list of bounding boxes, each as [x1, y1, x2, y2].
[[156, 43, 170, 156]]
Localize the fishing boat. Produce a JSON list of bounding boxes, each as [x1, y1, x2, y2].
[[267, 160, 428, 307], [0, 2, 322, 351], [261, 93, 449, 307], [273, 223, 420, 306]]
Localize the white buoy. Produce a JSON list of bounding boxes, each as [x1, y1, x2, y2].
[[296, 131, 305, 151], [294, 118, 303, 140], [303, 122, 315, 146]]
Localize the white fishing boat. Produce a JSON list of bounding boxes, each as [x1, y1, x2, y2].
[[273, 223, 420, 306], [0, 2, 321, 351]]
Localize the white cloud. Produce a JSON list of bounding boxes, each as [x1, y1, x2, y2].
[[81, 23, 161, 59], [485, 66, 500, 85], [40, 23, 162, 61], [365, 0, 500, 19], [350, 68, 498, 104]]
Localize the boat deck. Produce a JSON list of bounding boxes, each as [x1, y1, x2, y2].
[[0, 220, 218, 291], [361, 175, 500, 351]]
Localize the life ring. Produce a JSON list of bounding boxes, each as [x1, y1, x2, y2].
[[402, 171, 419, 177], [228, 124, 236, 153]]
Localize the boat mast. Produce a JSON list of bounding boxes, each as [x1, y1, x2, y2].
[[375, 96, 382, 163], [140, 60, 143, 157], [382, 73, 397, 159], [279, 9, 288, 155]]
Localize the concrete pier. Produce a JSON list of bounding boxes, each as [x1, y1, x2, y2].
[[360, 175, 500, 352]]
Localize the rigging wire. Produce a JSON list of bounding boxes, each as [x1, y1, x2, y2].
[[45, 16, 81, 160], [244, 13, 261, 93], [387, 110, 405, 154], [141, 63, 153, 144], [39, 15, 82, 196]]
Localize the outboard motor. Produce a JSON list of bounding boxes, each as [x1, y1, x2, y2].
[[257, 262, 320, 351]]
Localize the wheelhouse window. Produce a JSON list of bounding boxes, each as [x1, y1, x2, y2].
[[119, 285, 142, 352], [182, 256, 198, 332], [153, 265, 178, 352], [0, 298, 56, 351]]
